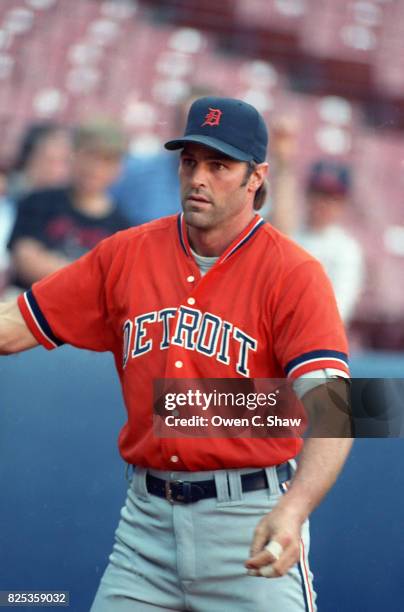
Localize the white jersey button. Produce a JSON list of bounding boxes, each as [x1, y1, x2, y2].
[[187, 297, 196, 305], [187, 275, 195, 283], [170, 455, 179, 463], [175, 360, 183, 368]]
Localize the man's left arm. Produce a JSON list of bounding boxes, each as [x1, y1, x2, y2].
[[245, 379, 353, 578]]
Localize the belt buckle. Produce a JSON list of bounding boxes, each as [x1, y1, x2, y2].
[[165, 480, 183, 503]]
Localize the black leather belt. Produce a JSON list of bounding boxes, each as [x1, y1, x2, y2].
[[144, 462, 291, 504]]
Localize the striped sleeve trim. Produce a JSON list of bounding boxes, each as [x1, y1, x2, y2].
[[17, 290, 64, 350], [285, 350, 349, 379]]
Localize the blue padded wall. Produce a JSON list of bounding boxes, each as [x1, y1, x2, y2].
[[1, 347, 403, 611]]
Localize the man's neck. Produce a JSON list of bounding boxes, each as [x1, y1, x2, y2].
[[187, 211, 256, 257]]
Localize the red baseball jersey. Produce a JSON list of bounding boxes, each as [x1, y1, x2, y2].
[[18, 214, 349, 470]]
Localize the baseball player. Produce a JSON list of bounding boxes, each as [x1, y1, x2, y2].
[[0, 97, 353, 611]]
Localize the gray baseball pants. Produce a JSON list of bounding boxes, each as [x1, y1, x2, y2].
[[90, 465, 316, 611]]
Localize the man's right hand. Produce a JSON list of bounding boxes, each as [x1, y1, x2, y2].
[[245, 501, 304, 578]]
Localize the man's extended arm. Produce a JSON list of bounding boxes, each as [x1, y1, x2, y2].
[[246, 380, 353, 577], [0, 300, 38, 354]]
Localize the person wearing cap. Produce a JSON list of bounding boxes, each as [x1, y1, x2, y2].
[[268, 119, 364, 324], [295, 161, 364, 324], [0, 97, 353, 611]]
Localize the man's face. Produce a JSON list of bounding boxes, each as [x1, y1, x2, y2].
[[179, 143, 254, 231]]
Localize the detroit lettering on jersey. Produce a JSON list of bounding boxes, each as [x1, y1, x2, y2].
[[123, 306, 257, 377]]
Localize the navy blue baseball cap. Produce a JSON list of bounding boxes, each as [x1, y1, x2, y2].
[[307, 160, 351, 196], [164, 96, 268, 163]]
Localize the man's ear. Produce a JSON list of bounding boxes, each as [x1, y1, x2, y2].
[[249, 162, 269, 192]]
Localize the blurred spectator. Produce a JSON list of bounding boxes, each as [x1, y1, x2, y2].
[[295, 161, 364, 323], [270, 119, 364, 325], [7, 122, 73, 202], [111, 86, 215, 225], [8, 120, 130, 290], [0, 171, 15, 296]]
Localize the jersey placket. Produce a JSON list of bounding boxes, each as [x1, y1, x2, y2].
[[163, 213, 265, 379], [159, 214, 266, 468]]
